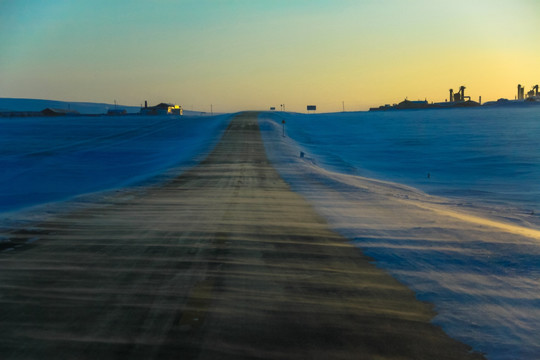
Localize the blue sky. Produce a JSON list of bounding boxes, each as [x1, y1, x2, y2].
[[1, 0, 539, 112]]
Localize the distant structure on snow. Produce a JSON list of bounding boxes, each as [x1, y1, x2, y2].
[[107, 108, 127, 115], [520, 84, 539, 101], [41, 108, 81, 116], [370, 85, 480, 111], [140, 101, 183, 115]]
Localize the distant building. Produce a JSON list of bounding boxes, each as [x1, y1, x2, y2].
[[395, 99, 430, 109], [140, 102, 183, 115], [369, 85, 484, 112], [370, 97, 480, 112], [526, 85, 540, 102], [107, 108, 127, 115], [41, 108, 80, 116], [449, 86, 470, 102], [518, 84, 525, 100]]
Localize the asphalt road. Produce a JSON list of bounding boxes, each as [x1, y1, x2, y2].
[[0, 112, 485, 359]]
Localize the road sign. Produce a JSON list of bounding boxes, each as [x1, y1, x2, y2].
[[307, 105, 316, 111]]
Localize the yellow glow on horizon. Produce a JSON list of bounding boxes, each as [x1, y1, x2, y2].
[[0, 0, 539, 112]]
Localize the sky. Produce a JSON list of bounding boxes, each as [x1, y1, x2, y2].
[[1, 0, 539, 113]]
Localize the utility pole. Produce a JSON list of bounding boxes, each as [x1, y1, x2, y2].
[[211, 104, 213, 116], [342, 101, 345, 112]]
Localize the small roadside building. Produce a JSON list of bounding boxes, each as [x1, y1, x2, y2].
[[41, 108, 80, 116], [107, 108, 127, 115], [140, 102, 183, 116]]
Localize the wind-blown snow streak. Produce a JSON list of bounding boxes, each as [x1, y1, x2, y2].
[[259, 111, 540, 360], [408, 201, 540, 240]]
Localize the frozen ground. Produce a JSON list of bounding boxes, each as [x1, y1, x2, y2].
[[259, 110, 540, 360], [0, 112, 232, 219], [271, 108, 540, 212], [2, 102, 539, 359]]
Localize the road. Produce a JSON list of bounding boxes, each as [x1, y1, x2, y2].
[[0, 112, 484, 359]]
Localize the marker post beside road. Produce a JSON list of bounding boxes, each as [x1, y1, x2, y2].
[[282, 120, 286, 137]]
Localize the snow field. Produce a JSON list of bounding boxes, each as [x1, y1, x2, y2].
[[259, 111, 540, 360]]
